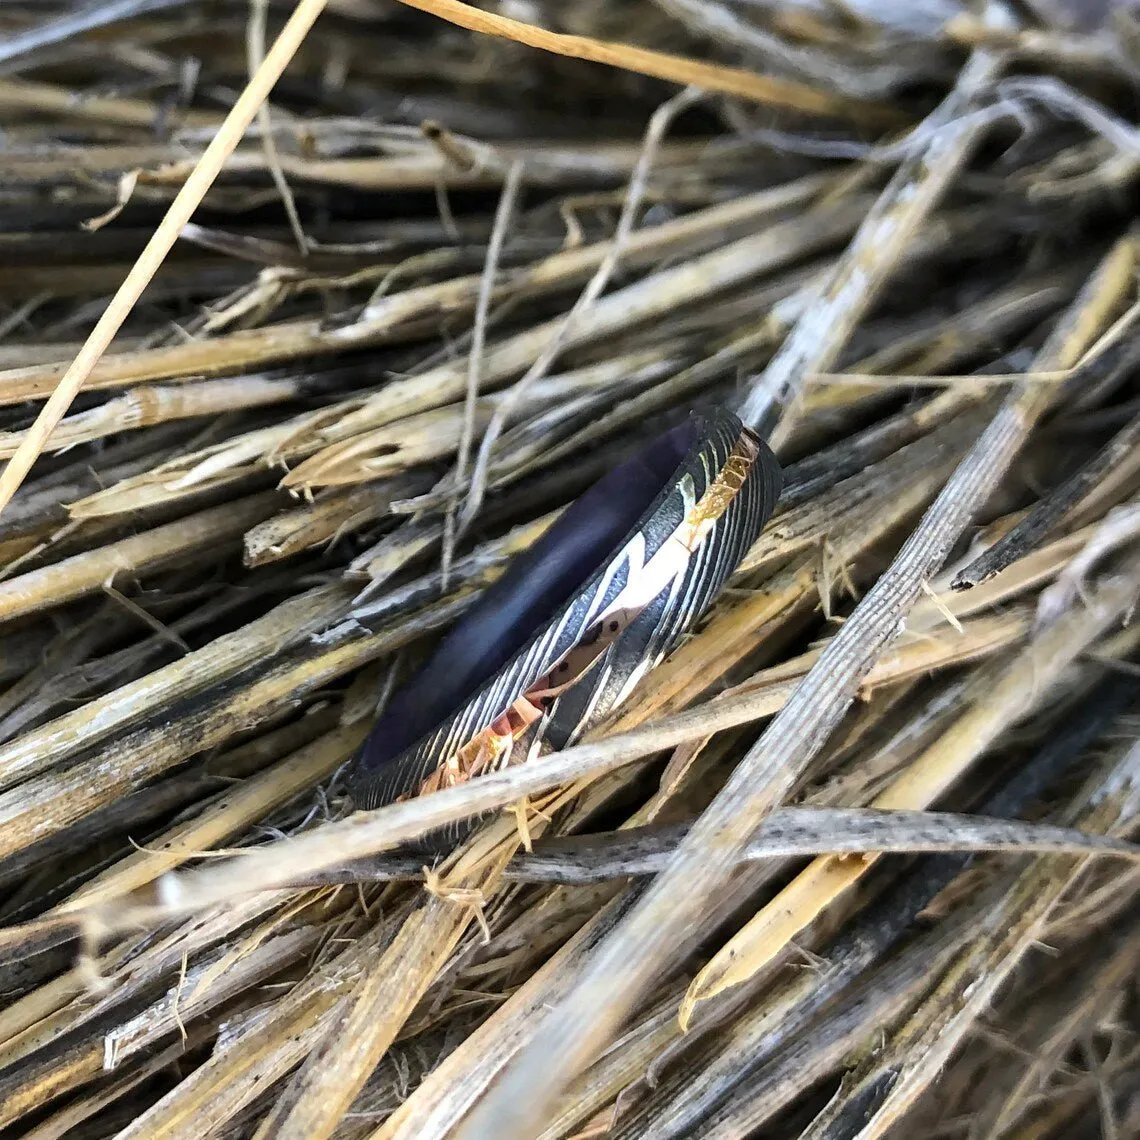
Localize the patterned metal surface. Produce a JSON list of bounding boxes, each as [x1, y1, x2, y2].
[[346, 408, 782, 847]]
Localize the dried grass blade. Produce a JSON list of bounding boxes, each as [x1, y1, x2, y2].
[[0, 0, 331, 519], [682, 568, 1140, 1017], [445, 212, 1136, 1140], [390, 0, 896, 122]]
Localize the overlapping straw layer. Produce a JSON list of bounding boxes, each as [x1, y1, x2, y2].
[[0, 1, 1139, 1137]]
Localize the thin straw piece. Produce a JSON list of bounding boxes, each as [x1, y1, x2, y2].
[[391, 0, 895, 123], [93, 606, 1023, 926], [0, 493, 278, 625], [449, 209, 1134, 1140], [682, 570, 1140, 1017], [0, 0, 330, 520], [737, 12, 1010, 439]]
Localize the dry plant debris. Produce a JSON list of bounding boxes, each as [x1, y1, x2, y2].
[[0, 1, 1139, 1138]]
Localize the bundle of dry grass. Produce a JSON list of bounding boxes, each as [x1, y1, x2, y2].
[[0, 0, 1139, 1137]]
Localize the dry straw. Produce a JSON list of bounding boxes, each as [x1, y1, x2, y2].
[[0, 1, 1139, 1139]]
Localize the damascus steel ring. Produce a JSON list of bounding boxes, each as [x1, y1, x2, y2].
[[345, 407, 782, 848]]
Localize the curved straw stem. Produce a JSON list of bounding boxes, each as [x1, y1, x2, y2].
[[393, 0, 896, 123]]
